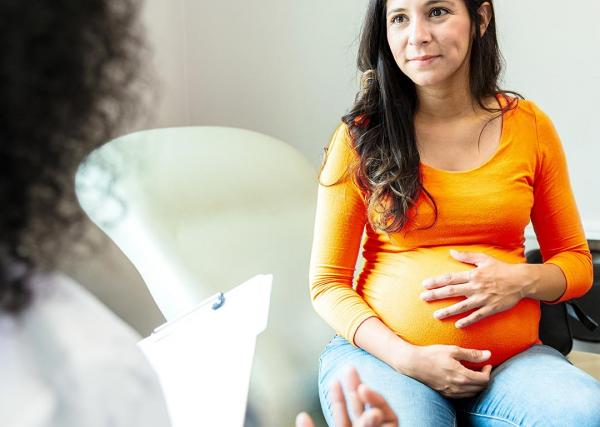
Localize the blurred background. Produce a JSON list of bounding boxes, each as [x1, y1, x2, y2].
[[62, 1, 600, 426]]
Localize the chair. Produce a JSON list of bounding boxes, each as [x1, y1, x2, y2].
[[76, 126, 332, 425]]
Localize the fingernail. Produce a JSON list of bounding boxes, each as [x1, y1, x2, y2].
[[296, 413, 309, 424], [422, 279, 432, 287], [434, 311, 443, 319], [481, 350, 491, 359], [420, 292, 430, 300]]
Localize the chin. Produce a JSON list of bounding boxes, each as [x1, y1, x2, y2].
[[405, 69, 458, 89], [408, 74, 447, 87]]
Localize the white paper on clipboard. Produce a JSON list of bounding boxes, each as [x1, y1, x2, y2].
[[138, 274, 272, 427]]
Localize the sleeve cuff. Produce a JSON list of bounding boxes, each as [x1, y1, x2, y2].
[[543, 258, 590, 304], [345, 312, 379, 347]]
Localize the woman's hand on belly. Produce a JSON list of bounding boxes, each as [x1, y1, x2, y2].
[[405, 344, 493, 399], [419, 249, 528, 328]]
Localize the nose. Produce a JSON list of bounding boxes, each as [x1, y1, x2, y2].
[[408, 17, 431, 47]]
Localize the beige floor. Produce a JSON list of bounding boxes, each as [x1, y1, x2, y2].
[[568, 351, 600, 380]]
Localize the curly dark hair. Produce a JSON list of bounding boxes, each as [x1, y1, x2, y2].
[[0, 0, 145, 313], [328, 0, 521, 234]]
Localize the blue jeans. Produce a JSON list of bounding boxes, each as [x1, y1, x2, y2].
[[318, 336, 600, 426]]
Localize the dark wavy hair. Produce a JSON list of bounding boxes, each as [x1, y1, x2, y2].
[[333, 0, 520, 233], [0, 0, 145, 313]]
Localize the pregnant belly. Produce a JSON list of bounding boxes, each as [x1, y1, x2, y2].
[[359, 246, 541, 368]]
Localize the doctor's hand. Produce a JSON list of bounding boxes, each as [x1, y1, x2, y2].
[[420, 249, 529, 328], [295, 366, 398, 427]]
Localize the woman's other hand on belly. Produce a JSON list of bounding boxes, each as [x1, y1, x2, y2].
[[420, 249, 529, 328], [403, 344, 493, 399]]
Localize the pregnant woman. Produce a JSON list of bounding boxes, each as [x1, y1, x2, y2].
[[309, 0, 600, 425]]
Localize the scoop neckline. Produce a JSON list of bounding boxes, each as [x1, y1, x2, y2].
[[419, 94, 514, 175]]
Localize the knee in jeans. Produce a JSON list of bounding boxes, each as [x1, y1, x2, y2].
[[558, 388, 600, 425], [547, 387, 600, 427]]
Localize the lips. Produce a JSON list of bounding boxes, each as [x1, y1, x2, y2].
[[411, 55, 440, 61]]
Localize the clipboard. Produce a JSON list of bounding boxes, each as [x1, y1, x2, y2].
[[138, 274, 272, 427]]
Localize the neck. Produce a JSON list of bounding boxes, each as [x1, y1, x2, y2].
[[415, 82, 478, 121], [414, 54, 488, 121]]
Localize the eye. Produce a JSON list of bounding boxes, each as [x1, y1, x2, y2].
[[390, 14, 408, 25], [429, 7, 450, 18]]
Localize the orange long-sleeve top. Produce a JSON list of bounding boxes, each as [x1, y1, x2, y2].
[[309, 97, 593, 367]]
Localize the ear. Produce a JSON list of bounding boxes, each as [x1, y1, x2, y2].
[[477, 2, 493, 37]]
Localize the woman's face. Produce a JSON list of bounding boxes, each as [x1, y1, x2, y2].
[[385, 0, 479, 88]]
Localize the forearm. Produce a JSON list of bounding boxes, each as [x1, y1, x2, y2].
[[519, 263, 567, 302], [353, 316, 417, 376]]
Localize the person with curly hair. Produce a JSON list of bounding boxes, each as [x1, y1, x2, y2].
[[310, 0, 600, 425], [0, 0, 170, 425]]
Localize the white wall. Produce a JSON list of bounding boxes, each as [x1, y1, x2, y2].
[[141, 0, 190, 127], [144, 0, 365, 165]]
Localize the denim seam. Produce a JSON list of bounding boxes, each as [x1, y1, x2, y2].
[[319, 335, 339, 364], [321, 388, 333, 426], [318, 357, 334, 425], [462, 411, 521, 426]]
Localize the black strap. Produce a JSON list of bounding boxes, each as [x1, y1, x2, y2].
[[567, 301, 599, 332]]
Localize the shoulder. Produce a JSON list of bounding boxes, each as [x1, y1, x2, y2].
[[0, 306, 56, 427], [1, 272, 170, 425], [23, 272, 161, 381], [320, 123, 359, 185], [329, 122, 354, 150], [27, 272, 142, 348], [509, 97, 555, 131], [503, 97, 560, 155], [519, 100, 561, 149], [510, 100, 565, 176]]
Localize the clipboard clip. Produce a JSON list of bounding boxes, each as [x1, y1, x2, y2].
[[211, 292, 225, 310], [153, 291, 227, 335]]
